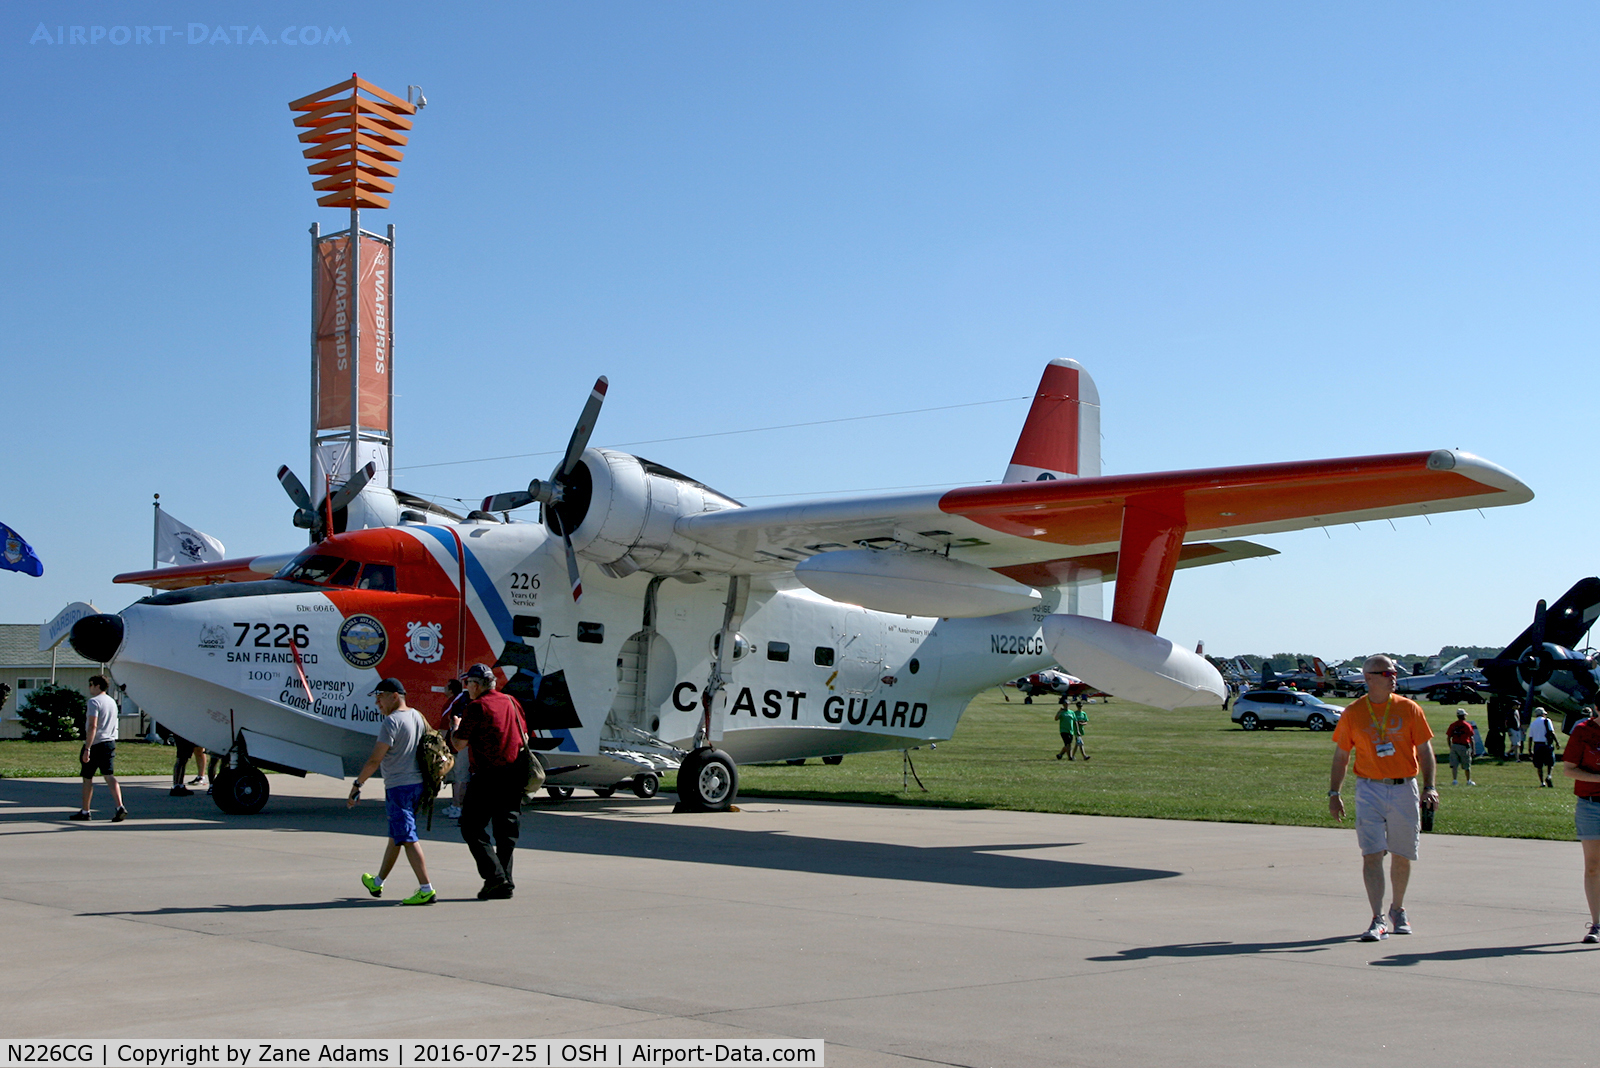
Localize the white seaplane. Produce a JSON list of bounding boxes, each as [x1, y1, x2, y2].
[[70, 360, 1533, 813]]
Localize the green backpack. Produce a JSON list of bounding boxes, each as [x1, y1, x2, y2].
[[415, 728, 455, 830]]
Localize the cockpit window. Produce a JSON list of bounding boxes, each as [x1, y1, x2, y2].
[[356, 563, 396, 591], [276, 553, 346, 584], [274, 549, 400, 592], [329, 559, 362, 587]]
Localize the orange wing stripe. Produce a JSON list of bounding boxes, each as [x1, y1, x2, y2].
[[939, 451, 1491, 544]]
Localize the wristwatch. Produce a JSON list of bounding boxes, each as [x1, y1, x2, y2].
[[1327, 790, 1341, 797]]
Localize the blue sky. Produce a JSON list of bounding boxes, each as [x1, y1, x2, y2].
[[3, 2, 1597, 660]]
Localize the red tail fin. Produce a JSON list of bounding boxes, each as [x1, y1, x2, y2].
[[1004, 359, 1100, 482]]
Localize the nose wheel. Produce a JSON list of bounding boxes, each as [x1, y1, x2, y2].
[[212, 764, 270, 815]]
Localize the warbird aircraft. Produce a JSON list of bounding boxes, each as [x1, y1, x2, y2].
[[1477, 577, 1600, 733], [71, 360, 1534, 814]]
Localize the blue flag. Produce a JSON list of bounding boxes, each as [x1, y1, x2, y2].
[[0, 522, 43, 577]]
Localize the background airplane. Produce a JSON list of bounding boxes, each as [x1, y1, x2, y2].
[[1477, 577, 1600, 734]]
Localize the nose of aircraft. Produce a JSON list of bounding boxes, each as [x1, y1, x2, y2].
[[70, 614, 125, 664]]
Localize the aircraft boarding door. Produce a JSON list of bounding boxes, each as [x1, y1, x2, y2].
[[603, 627, 679, 739], [604, 630, 649, 737], [834, 610, 886, 698]]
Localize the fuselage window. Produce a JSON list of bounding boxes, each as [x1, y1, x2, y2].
[[513, 615, 541, 638], [909, 658, 920, 674], [767, 641, 790, 662], [356, 563, 396, 591], [577, 622, 605, 644], [814, 647, 834, 667]]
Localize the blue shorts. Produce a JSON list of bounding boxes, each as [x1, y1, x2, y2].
[[385, 782, 425, 845], [1577, 797, 1600, 841]]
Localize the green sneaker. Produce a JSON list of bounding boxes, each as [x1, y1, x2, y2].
[[401, 888, 436, 906], [360, 873, 383, 898]]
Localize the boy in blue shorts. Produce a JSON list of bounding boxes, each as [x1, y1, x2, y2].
[[347, 678, 435, 905]]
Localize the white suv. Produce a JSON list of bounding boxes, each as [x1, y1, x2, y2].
[[1232, 689, 1344, 731]]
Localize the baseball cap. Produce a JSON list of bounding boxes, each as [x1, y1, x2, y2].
[[369, 677, 406, 696], [461, 664, 494, 682]]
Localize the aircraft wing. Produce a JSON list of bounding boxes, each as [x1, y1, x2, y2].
[[677, 449, 1531, 582], [113, 552, 299, 590]]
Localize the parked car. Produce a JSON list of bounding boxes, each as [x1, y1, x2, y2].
[[1423, 681, 1485, 704], [1232, 689, 1344, 731]]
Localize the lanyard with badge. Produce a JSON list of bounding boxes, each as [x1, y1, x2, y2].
[[1365, 700, 1400, 758]]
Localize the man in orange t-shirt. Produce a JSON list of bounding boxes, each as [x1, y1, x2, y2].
[[1329, 654, 1438, 942]]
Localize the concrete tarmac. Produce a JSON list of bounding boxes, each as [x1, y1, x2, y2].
[[2, 774, 1596, 1067]]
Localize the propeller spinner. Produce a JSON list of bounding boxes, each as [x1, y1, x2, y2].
[[276, 461, 377, 542], [483, 376, 608, 602]]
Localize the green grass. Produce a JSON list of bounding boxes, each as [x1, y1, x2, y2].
[[5, 696, 1578, 840], [0, 739, 177, 779], [714, 691, 1581, 841]]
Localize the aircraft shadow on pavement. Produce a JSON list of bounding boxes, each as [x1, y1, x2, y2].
[[1087, 936, 1353, 961], [531, 815, 1181, 890], [0, 779, 1181, 890]]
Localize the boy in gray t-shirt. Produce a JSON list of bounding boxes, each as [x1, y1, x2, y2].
[[348, 679, 436, 904]]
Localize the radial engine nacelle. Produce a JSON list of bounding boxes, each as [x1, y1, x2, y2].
[[1041, 614, 1225, 710], [553, 448, 742, 577]]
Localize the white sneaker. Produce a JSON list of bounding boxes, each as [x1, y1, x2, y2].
[[443, 805, 462, 820], [1359, 915, 1388, 942]]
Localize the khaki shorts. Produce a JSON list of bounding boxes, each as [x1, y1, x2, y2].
[[1355, 777, 1420, 860]]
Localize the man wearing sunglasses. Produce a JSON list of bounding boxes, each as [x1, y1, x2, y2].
[[1328, 654, 1438, 941]]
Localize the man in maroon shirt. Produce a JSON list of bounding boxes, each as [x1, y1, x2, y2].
[[1560, 705, 1600, 943], [445, 664, 529, 900]]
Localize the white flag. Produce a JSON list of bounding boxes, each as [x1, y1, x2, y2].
[[155, 509, 226, 566]]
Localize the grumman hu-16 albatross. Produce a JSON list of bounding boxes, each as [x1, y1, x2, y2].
[[70, 361, 1533, 814]]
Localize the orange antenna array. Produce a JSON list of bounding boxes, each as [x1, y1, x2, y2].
[[289, 73, 416, 209]]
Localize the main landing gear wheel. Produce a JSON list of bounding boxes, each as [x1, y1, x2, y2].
[[631, 772, 660, 799], [546, 786, 574, 800], [212, 765, 269, 815], [592, 786, 616, 798], [1239, 712, 1260, 731], [675, 748, 738, 812], [822, 754, 844, 766]]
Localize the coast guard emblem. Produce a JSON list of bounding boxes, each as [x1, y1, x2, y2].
[[338, 614, 387, 669], [405, 621, 444, 665]]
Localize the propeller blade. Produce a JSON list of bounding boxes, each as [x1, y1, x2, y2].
[[564, 532, 583, 602], [277, 465, 314, 512], [328, 462, 378, 512], [482, 490, 535, 513], [549, 510, 583, 602], [557, 376, 608, 478], [1524, 599, 1549, 715]]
